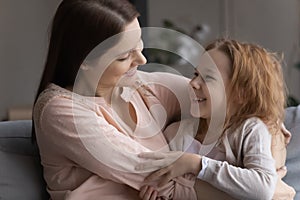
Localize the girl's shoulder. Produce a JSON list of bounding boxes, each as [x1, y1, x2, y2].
[[241, 117, 267, 130], [229, 117, 270, 142]]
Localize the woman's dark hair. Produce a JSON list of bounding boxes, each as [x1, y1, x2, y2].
[[32, 0, 139, 140]]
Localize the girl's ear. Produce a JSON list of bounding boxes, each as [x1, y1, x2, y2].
[[227, 87, 241, 104], [235, 90, 245, 104]]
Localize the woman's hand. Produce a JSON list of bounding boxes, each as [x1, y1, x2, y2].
[[139, 185, 158, 200], [136, 151, 202, 187], [272, 166, 296, 200]]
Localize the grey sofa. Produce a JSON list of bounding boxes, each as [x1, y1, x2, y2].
[[0, 106, 299, 200]]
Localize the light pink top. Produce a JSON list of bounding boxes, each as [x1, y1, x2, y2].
[[34, 71, 196, 200]]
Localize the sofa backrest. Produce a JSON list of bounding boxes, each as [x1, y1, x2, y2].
[[0, 120, 49, 200]]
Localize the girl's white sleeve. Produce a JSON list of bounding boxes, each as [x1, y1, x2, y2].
[[198, 122, 277, 200]]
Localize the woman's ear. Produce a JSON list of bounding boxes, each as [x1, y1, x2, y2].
[[80, 62, 90, 71]]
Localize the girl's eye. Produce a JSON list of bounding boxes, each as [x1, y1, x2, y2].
[[204, 75, 215, 82]]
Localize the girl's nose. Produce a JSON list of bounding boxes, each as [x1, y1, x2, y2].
[[189, 76, 203, 90]]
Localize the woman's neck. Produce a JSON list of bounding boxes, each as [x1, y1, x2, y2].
[[96, 86, 122, 105]]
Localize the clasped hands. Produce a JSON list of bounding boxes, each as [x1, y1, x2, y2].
[[135, 151, 202, 200]]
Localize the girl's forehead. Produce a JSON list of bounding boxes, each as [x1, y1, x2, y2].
[[207, 49, 232, 75], [195, 51, 218, 73]]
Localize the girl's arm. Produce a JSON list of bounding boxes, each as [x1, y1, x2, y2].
[[137, 119, 278, 200], [190, 120, 277, 200]]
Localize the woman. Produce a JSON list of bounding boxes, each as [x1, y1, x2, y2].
[[33, 0, 195, 199]]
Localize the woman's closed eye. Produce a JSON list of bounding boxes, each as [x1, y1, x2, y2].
[[117, 53, 130, 61], [117, 40, 144, 62]]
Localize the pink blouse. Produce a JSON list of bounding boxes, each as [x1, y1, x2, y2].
[[34, 71, 196, 200]]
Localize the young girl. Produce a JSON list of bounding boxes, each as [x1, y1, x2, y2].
[[136, 39, 295, 200]]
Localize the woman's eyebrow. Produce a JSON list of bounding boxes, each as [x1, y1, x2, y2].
[[123, 37, 143, 54], [116, 35, 143, 57]]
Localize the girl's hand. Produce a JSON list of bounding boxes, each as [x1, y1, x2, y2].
[[136, 151, 202, 187], [139, 185, 158, 200]]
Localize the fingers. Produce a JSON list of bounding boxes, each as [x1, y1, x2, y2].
[[138, 152, 165, 159], [135, 161, 156, 171], [158, 174, 172, 187], [135, 160, 166, 171], [277, 166, 287, 179], [139, 185, 158, 200], [145, 167, 171, 182], [139, 185, 148, 198], [150, 190, 158, 200]]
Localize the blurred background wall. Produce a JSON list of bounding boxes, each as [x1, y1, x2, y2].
[[0, 0, 61, 120], [0, 0, 299, 120]]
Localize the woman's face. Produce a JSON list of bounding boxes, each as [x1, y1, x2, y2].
[[98, 18, 146, 88], [189, 49, 232, 119], [80, 18, 147, 95]]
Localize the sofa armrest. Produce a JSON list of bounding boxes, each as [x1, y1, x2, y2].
[[283, 105, 300, 199]]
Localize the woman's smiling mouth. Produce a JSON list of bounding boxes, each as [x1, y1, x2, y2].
[[124, 68, 137, 77]]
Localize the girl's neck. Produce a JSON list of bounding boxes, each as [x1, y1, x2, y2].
[[196, 118, 224, 144], [195, 118, 208, 143]]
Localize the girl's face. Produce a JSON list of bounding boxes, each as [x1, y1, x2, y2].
[[189, 49, 232, 119]]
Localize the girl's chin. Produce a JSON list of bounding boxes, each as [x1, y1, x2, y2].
[[190, 105, 201, 118], [190, 106, 209, 119]]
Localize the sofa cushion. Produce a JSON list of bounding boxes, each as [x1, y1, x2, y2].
[[283, 105, 300, 199], [0, 108, 299, 200], [0, 120, 49, 200]]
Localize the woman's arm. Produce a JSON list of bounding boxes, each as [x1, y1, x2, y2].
[[137, 71, 191, 124], [37, 95, 196, 199]]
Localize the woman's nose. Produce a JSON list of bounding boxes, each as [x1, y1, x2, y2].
[[133, 51, 147, 66]]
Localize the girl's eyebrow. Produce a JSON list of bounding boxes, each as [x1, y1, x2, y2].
[[196, 65, 218, 74]]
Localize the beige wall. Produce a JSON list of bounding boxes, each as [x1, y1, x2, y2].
[[0, 0, 61, 120], [0, 0, 299, 120], [148, 0, 300, 101]]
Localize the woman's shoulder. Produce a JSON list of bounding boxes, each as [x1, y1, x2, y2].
[[34, 84, 72, 111], [33, 84, 95, 126], [136, 70, 190, 105], [33, 84, 72, 123], [137, 70, 189, 85]]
